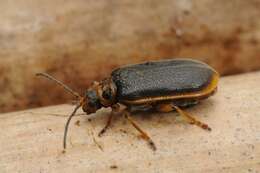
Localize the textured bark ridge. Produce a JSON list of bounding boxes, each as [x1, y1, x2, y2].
[[1, 0, 260, 112]]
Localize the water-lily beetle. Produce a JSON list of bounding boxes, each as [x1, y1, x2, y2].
[[36, 58, 219, 151]]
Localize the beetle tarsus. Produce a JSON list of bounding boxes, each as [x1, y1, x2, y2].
[[148, 140, 157, 151], [98, 128, 106, 137], [202, 124, 212, 131]]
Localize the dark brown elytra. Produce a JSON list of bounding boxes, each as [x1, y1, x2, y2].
[[36, 58, 219, 151]]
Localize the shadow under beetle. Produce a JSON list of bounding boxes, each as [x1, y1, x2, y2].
[[36, 58, 219, 151]]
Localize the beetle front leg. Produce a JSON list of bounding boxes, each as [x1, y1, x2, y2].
[[123, 110, 156, 151], [98, 104, 120, 137]]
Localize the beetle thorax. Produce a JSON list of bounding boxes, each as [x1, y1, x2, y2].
[[82, 78, 117, 114]]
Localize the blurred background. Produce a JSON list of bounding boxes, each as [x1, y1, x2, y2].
[[0, 0, 260, 113]]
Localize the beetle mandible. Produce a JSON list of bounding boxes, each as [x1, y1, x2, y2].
[[36, 58, 219, 151]]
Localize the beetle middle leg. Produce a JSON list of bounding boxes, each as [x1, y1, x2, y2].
[[123, 110, 156, 151], [98, 104, 120, 137], [156, 103, 211, 131]]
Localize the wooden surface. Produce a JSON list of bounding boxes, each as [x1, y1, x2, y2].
[[1, 0, 260, 113], [0, 72, 260, 173]]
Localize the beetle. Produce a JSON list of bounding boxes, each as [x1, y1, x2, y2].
[[36, 58, 219, 151]]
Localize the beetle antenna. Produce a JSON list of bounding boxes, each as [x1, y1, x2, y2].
[[36, 72, 81, 98], [63, 104, 82, 150]]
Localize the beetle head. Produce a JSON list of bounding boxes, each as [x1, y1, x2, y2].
[[82, 89, 102, 114], [82, 79, 117, 114]]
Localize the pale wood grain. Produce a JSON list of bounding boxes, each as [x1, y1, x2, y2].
[[0, 72, 260, 173]]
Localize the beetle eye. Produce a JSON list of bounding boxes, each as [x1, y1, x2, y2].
[[102, 88, 113, 100]]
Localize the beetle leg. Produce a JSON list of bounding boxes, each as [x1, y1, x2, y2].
[[98, 112, 114, 137], [171, 104, 211, 131], [98, 104, 120, 137], [123, 110, 156, 151]]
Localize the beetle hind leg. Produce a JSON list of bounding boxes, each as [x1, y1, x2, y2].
[[156, 103, 211, 131], [171, 104, 211, 131], [123, 110, 156, 151]]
